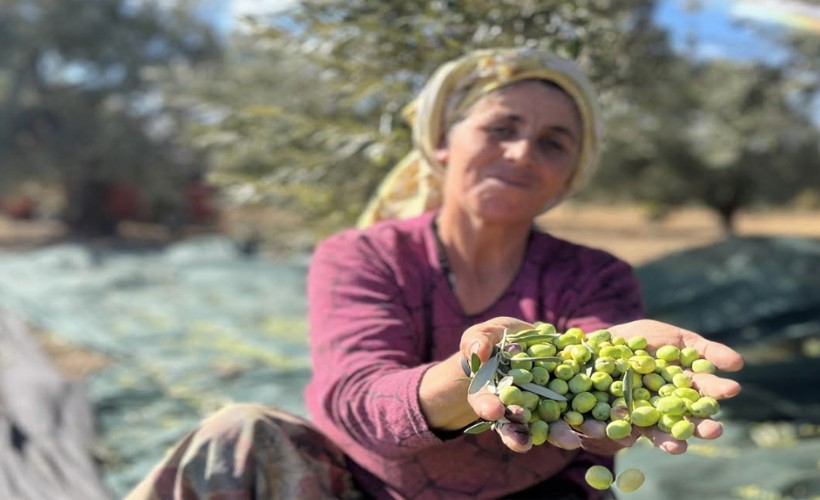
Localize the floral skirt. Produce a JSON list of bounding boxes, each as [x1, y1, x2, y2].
[[125, 403, 361, 500]]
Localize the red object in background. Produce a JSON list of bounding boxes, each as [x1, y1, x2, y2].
[[2, 196, 36, 219], [105, 184, 142, 220], [185, 183, 218, 223]]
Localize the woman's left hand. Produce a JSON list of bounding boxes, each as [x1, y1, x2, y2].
[[550, 319, 744, 456]]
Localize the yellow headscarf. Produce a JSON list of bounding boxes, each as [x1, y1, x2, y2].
[[357, 47, 602, 228]]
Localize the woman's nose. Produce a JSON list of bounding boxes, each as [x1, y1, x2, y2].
[[504, 138, 536, 167]]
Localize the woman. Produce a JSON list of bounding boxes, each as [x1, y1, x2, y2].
[[128, 47, 743, 500]]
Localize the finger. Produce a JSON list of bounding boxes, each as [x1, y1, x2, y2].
[[691, 372, 742, 399], [467, 390, 505, 422], [639, 426, 688, 454], [689, 337, 745, 372], [496, 422, 532, 453], [546, 420, 582, 450], [573, 419, 606, 439], [460, 317, 534, 362], [579, 435, 627, 457], [612, 425, 641, 448], [691, 417, 723, 440]]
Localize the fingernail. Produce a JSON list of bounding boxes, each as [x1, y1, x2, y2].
[[470, 341, 481, 355]]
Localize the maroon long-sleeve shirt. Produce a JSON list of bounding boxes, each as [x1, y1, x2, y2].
[[305, 211, 644, 499]]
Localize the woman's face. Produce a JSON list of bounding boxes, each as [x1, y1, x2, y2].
[[435, 80, 582, 224]]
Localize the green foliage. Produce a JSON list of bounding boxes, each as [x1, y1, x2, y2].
[[185, 0, 662, 225], [589, 54, 820, 231], [0, 0, 220, 231]]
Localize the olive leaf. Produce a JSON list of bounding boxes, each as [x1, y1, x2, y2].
[[464, 421, 492, 434], [503, 355, 562, 363], [582, 341, 597, 376], [468, 352, 500, 395], [623, 367, 635, 412], [470, 353, 481, 374], [519, 382, 568, 401], [506, 332, 560, 343], [496, 375, 514, 392], [499, 328, 509, 351]]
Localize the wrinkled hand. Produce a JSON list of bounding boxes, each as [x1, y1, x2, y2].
[[459, 318, 744, 455], [459, 317, 535, 452], [603, 319, 744, 455]]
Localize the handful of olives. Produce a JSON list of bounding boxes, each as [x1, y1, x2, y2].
[[463, 322, 722, 493]]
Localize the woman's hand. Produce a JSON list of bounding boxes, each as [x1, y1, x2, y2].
[[601, 319, 744, 455], [459, 318, 744, 456], [459, 316, 536, 452]]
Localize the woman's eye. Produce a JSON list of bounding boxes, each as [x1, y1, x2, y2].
[[484, 125, 515, 139], [539, 137, 566, 153]]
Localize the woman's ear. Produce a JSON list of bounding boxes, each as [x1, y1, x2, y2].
[[433, 146, 449, 165]]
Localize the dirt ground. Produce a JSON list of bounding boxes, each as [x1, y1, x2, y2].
[[2, 203, 819, 379]]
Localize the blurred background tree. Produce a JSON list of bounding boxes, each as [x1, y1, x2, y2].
[[0, 0, 220, 235], [176, 0, 671, 230], [2, 0, 819, 239], [173, 0, 820, 236]]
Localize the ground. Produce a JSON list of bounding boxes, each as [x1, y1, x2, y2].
[[2, 203, 819, 379]]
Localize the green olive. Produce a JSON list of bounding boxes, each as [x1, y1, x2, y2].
[[616, 469, 645, 493], [672, 373, 693, 389], [571, 392, 598, 414], [690, 396, 720, 418], [673, 387, 701, 402], [510, 352, 533, 371], [692, 359, 716, 374], [529, 419, 549, 446], [591, 371, 614, 391], [661, 365, 684, 383], [609, 380, 625, 397], [631, 406, 661, 427], [563, 410, 584, 427], [527, 343, 557, 358], [565, 327, 586, 344], [547, 378, 569, 395], [519, 391, 540, 411], [588, 329, 612, 343], [594, 356, 616, 374], [642, 373, 666, 392], [671, 419, 696, 440], [632, 387, 651, 402], [498, 386, 524, 406], [568, 373, 593, 394], [606, 420, 633, 440], [530, 366, 550, 386], [592, 401, 612, 421], [592, 390, 610, 403], [554, 364, 575, 381], [537, 399, 562, 422], [570, 344, 592, 363], [585, 465, 614, 491], [507, 368, 533, 386], [629, 355, 656, 375], [679, 347, 699, 367], [658, 384, 676, 397], [655, 345, 681, 362], [627, 336, 648, 351], [654, 396, 687, 416]]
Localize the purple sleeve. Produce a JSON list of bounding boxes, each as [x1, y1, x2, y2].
[[562, 251, 645, 333], [305, 231, 442, 459]]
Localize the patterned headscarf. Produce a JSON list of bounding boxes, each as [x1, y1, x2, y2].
[[357, 47, 602, 228]]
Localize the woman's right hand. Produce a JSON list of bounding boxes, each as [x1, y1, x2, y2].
[[459, 316, 536, 452]]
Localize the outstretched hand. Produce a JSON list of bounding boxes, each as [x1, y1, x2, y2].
[[459, 318, 744, 455]]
